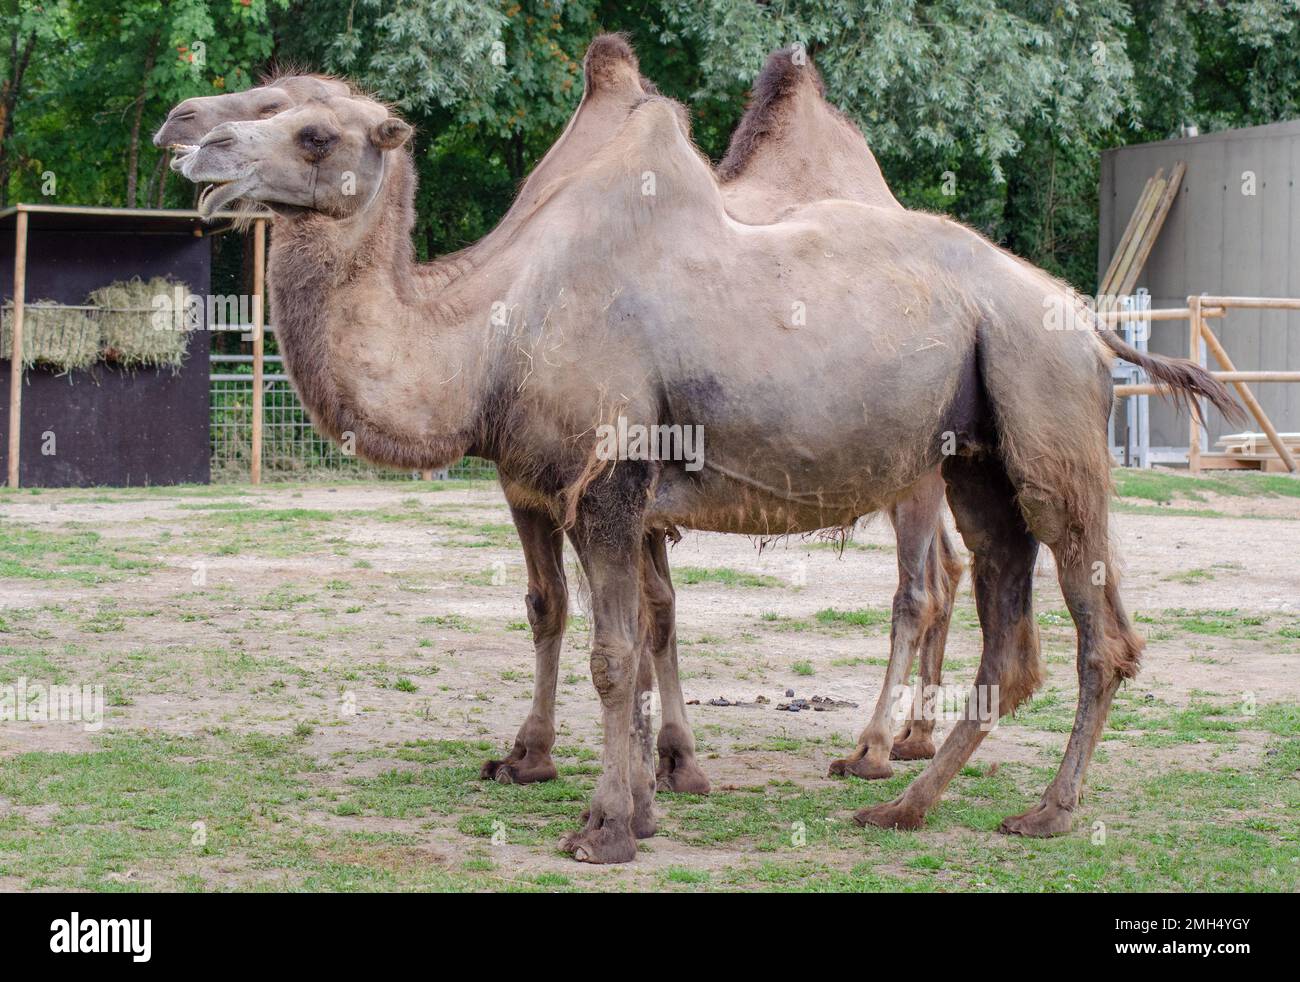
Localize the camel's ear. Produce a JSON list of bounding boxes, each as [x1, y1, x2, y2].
[[370, 117, 412, 150]]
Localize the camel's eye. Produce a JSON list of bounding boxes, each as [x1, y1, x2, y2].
[[297, 125, 338, 159]]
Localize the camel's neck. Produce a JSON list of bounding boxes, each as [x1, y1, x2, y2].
[[267, 151, 499, 470]]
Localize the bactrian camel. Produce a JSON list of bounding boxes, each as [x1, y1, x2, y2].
[[173, 54, 1239, 864], [155, 37, 962, 790]]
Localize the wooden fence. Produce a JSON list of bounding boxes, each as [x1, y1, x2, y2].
[[1109, 296, 1300, 473]]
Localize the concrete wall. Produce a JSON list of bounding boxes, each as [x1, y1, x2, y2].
[[1099, 119, 1300, 451]]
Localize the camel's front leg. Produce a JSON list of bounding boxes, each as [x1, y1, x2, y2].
[[830, 471, 948, 780], [644, 528, 710, 795], [480, 504, 565, 785], [559, 484, 647, 865]]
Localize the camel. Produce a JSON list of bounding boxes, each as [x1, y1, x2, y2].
[[154, 49, 707, 795], [175, 71, 1238, 863], [153, 39, 959, 790]]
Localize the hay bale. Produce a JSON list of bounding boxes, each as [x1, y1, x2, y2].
[[89, 276, 191, 369], [1, 301, 101, 374]]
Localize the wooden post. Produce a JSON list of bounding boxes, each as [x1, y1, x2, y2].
[[7, 208, 28, 488], [1198, 319, 1298, 472], [250, 218, 266, 485], [1187, 295, 1201, 473]]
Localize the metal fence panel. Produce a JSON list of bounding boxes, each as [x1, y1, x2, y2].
[[209, 369, 495, 482]]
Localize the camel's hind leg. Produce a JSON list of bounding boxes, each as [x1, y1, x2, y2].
[[481, 504, 564, 785], [892, 525, 962, 761], [645, 528, 711, 795], [829, 470, 948, 780], [856, 452, 1042, 830], [999, 508, 1142, 836]]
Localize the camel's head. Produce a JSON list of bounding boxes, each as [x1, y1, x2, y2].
[[154, 75, 350, 153], [180, 94, 412, 218]]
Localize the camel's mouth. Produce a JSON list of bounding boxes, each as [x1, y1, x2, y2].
[[168, 145, 199, 172], [197, 178, 253, 218]]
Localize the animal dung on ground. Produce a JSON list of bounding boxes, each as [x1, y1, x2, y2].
[[704, 697, 764, 708], [696, 692, 858, 711], [776, 695, 858, 712]]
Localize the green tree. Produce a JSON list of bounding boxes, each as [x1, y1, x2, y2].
[[4, 0, 1299, 288]]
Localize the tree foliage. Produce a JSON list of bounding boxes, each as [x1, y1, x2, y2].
[[1, 0, 1297, 285]]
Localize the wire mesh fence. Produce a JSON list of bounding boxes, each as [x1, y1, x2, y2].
[[210, 365, 495, 483]]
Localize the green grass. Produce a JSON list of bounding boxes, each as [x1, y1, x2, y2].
[[1112, 468, 1300, 503], [0, 526, 154, 584], [814, 608, 892, 629], [675, 566, 781, 588], [1134, 607, 1276, 640], [2, 479, 1296, 893], [0, 710, 1294, 892]]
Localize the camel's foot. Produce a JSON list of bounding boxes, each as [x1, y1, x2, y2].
[[828, 754, 893, 780], [480, 749, 557, 785], [853, 796, 926, 831], [998, 801, 1074, 838], [632, 807, 658, 840], [580, 805, 657, 839], [655, 725, 711, 795], [655, 753, 711, 795], [889, 735, 936, 761], [561, 815, 638, 864]]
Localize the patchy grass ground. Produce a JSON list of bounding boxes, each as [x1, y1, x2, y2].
[[0, 469, 1297, 892]]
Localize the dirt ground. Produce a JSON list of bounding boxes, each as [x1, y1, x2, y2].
[[0, 470, 1297, 892]]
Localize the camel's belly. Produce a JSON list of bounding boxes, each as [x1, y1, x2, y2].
[[647, 449, 938, 536]]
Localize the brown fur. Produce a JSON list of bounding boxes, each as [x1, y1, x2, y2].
[[1099, 330, 1242, 423], [717, 46, 827, 181], [718, 48, 899, 217]]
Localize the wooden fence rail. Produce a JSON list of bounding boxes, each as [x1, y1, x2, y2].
[[1111, 294, 1300, 474]]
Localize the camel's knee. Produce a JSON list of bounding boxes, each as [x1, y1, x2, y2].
[[525, 583, 567, 641], [891, 581, 927, 633], [589, 643, 634, 700], [1085, 616, 1143, 686], [1060, 563, 1144, 685]]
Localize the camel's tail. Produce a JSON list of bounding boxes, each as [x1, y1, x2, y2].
[[1099, 330, 1244, 425]]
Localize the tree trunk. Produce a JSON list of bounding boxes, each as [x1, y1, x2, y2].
[[507, 131, 525, 184], [156, 150, 170, 207], [126, 30, 161, 208], [145, 147, 168, 207], [0, 27, 38, 208]]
